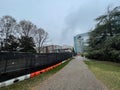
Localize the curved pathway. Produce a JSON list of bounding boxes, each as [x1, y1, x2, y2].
[[33, 56, 107, 90]]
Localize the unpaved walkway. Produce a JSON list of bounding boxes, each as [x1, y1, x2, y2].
[[33, 56, 107, 90]]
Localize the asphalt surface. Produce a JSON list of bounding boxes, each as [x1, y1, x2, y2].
[[33, 56, 107, 90]]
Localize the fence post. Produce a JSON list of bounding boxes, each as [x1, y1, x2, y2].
[[4, 58, 8, 73]]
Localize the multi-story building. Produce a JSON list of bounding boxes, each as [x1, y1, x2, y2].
[[40, 45, 62, 53], [36, 45, 73, 53], [74, 32, 89, 54], [61, 45, 73, 52]]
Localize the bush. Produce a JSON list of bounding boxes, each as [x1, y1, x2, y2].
[[109, 50, 120, 63]]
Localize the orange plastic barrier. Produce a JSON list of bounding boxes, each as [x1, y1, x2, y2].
[[35, 71, 40, 75], [40, 69, 46, 73], [30, 73, 35, 78], [50, 67, 53, 69], [30, 62, 62, 78], [45, 68, 49, 71]]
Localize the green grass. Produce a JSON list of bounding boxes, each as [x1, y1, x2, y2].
[[0, 59, 71, 90], [84, 60, 120, 90]]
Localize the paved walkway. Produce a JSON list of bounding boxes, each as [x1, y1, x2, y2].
[[33, 56, 107, 90]]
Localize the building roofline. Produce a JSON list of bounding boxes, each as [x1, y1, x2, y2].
[[74, 32, 89, 38]]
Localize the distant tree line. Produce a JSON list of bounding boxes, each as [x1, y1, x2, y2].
[[86, 6, 120, 63], [0, 15, 48, 53]]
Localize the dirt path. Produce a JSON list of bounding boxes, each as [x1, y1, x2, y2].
[[33, 56, 107, 90]]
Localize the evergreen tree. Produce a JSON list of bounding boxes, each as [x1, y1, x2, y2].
[[87, 6, 120, 62], [19, 36, 36, 53]]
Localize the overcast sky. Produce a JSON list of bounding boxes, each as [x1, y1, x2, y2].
[[0, 0, 120, 46]]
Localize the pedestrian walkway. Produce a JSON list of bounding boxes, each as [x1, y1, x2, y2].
[[33, 56, 107, 90]]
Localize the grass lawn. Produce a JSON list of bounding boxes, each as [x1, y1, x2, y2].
[[0, 59, 71, 90], [84, 60, 120, 90]]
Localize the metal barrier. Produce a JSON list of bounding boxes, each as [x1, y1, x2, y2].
[[0, 52, 72, 82]]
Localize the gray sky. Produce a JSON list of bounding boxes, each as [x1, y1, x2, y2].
[[0, 0, 120, 46]]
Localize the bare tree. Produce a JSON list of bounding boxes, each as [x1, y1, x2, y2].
[[0, 15, 16, 50], [18, 20, 36, 37], [17, 20, 37, 52], [35, 28, 48, 53]]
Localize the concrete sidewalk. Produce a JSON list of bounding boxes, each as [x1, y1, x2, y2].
[[33, 56, 107, 90]]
